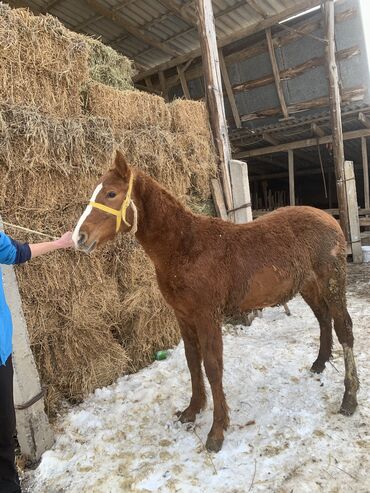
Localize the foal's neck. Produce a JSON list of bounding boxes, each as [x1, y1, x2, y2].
[[133, 171, 195, 266]]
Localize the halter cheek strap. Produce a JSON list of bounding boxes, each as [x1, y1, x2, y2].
[[89, 172, 134, 233]]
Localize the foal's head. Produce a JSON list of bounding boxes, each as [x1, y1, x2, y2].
[[73, 150, 136, 253]]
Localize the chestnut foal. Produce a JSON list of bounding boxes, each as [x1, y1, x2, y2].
[[73, 150, 359, 452]]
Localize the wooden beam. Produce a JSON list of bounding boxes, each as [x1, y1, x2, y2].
[[41, 0, 64, 12], [288, 150, 295, 205], [362, 137, 370, 209], [196, 0, 234, 212], [358, 112, 370, 129], [134, 0, 323, 81], [177, 65, 191, 99], [249, 167, 328, 181], [311, 122, 326, 137], [233, 45, 359, 94], [83, 0, 180, 56], [246, 0, 268, 18], [324, 0, 349, 241], [235, 128, 370, 158], [219, 50, 241, 128], [265, 28, 289, 118], [159, 0, 196, 25]]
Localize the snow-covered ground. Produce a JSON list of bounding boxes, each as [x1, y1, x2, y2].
[[26, 266, 370, 493]]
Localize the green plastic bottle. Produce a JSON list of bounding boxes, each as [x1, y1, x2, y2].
[[154, 350, 168, 361]]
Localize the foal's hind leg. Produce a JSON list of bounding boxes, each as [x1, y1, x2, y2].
[[300, 281, 332, 373], [176, 319, 206, 423], [323, 267, 359, 415]]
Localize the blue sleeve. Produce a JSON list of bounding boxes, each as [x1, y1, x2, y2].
[[0, 232, 31, 265]]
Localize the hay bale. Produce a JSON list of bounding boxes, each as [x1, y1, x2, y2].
[[0, 103, 114, 175], [85, 37, 135, 90], [0, 3, 88, 117], [169, 99, 211, 138], [87, 82, 172, 132]]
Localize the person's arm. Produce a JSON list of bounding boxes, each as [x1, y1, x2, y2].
[[29, 232, 74, 259], [0, 231, 74, 265]]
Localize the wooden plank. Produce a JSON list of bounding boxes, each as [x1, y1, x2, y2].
[[344, 161, 363, 263], [265, 28, 289, 118], [196, 0, 234, 212], [211, 178, 228, 220], [219, 50, 242, 128], [324, 0, 350, 241], [229, 160, 253, 223], [0, 219, 54, 461], [83, 0, 180, 56], [177, 66, 191, 99], [235, 127, 370, 158], [288, 150, 295, 205], [134, 0, 323, 81], [362, 137, 370, 209]]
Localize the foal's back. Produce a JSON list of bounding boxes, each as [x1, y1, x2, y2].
[[192, 206, 346, 312]]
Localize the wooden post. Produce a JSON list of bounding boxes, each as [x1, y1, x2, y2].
[[0, 219, 54, 461], [323, 0, 350, 241], [361, 137, 370, 209], [229, 160, 253, 223], [211, 178, 228, 221], [196, 0, 234, 212], [344, 161, 363, 263], [288, 150, 295, 205]]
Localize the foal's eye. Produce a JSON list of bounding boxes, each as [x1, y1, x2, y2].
[[107, 191, 116, 198]]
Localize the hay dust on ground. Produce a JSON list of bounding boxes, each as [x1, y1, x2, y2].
[[25, 264, 370, 493]]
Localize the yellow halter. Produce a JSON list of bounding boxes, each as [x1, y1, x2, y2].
[[89, 172, 134, 233]]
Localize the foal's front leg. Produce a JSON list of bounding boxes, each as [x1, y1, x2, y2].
[[177, 320, 206, 423], [198, 322, 229, 453]]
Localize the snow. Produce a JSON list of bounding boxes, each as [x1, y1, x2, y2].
[[26, 267, 370, 493]]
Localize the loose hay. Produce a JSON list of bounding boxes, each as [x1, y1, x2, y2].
[[0, 3, 88, 117]]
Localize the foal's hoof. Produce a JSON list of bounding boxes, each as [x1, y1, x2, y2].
[[310, 359, 326, 374], [339, 393, 358, 416], [206, 435, 224, 453], [176, 408, 197, 424]]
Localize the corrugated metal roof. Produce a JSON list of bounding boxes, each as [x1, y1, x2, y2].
[[10, 0, 322, 72]]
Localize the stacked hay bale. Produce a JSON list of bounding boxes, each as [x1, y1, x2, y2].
[[0, 4, 217, 414]]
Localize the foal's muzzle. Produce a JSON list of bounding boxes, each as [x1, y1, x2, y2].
[[76, 232, 96, 253]]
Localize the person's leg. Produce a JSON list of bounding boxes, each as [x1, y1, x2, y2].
[[0, 356, 21, 493]]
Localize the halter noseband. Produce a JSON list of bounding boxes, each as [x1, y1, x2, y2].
[[89, 172, 134, 233]]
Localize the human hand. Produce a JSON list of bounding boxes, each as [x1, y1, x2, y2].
[[54, 231, 74, 249]]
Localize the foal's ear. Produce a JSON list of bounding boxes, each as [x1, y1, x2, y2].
[[114, 150, 130, 180]]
